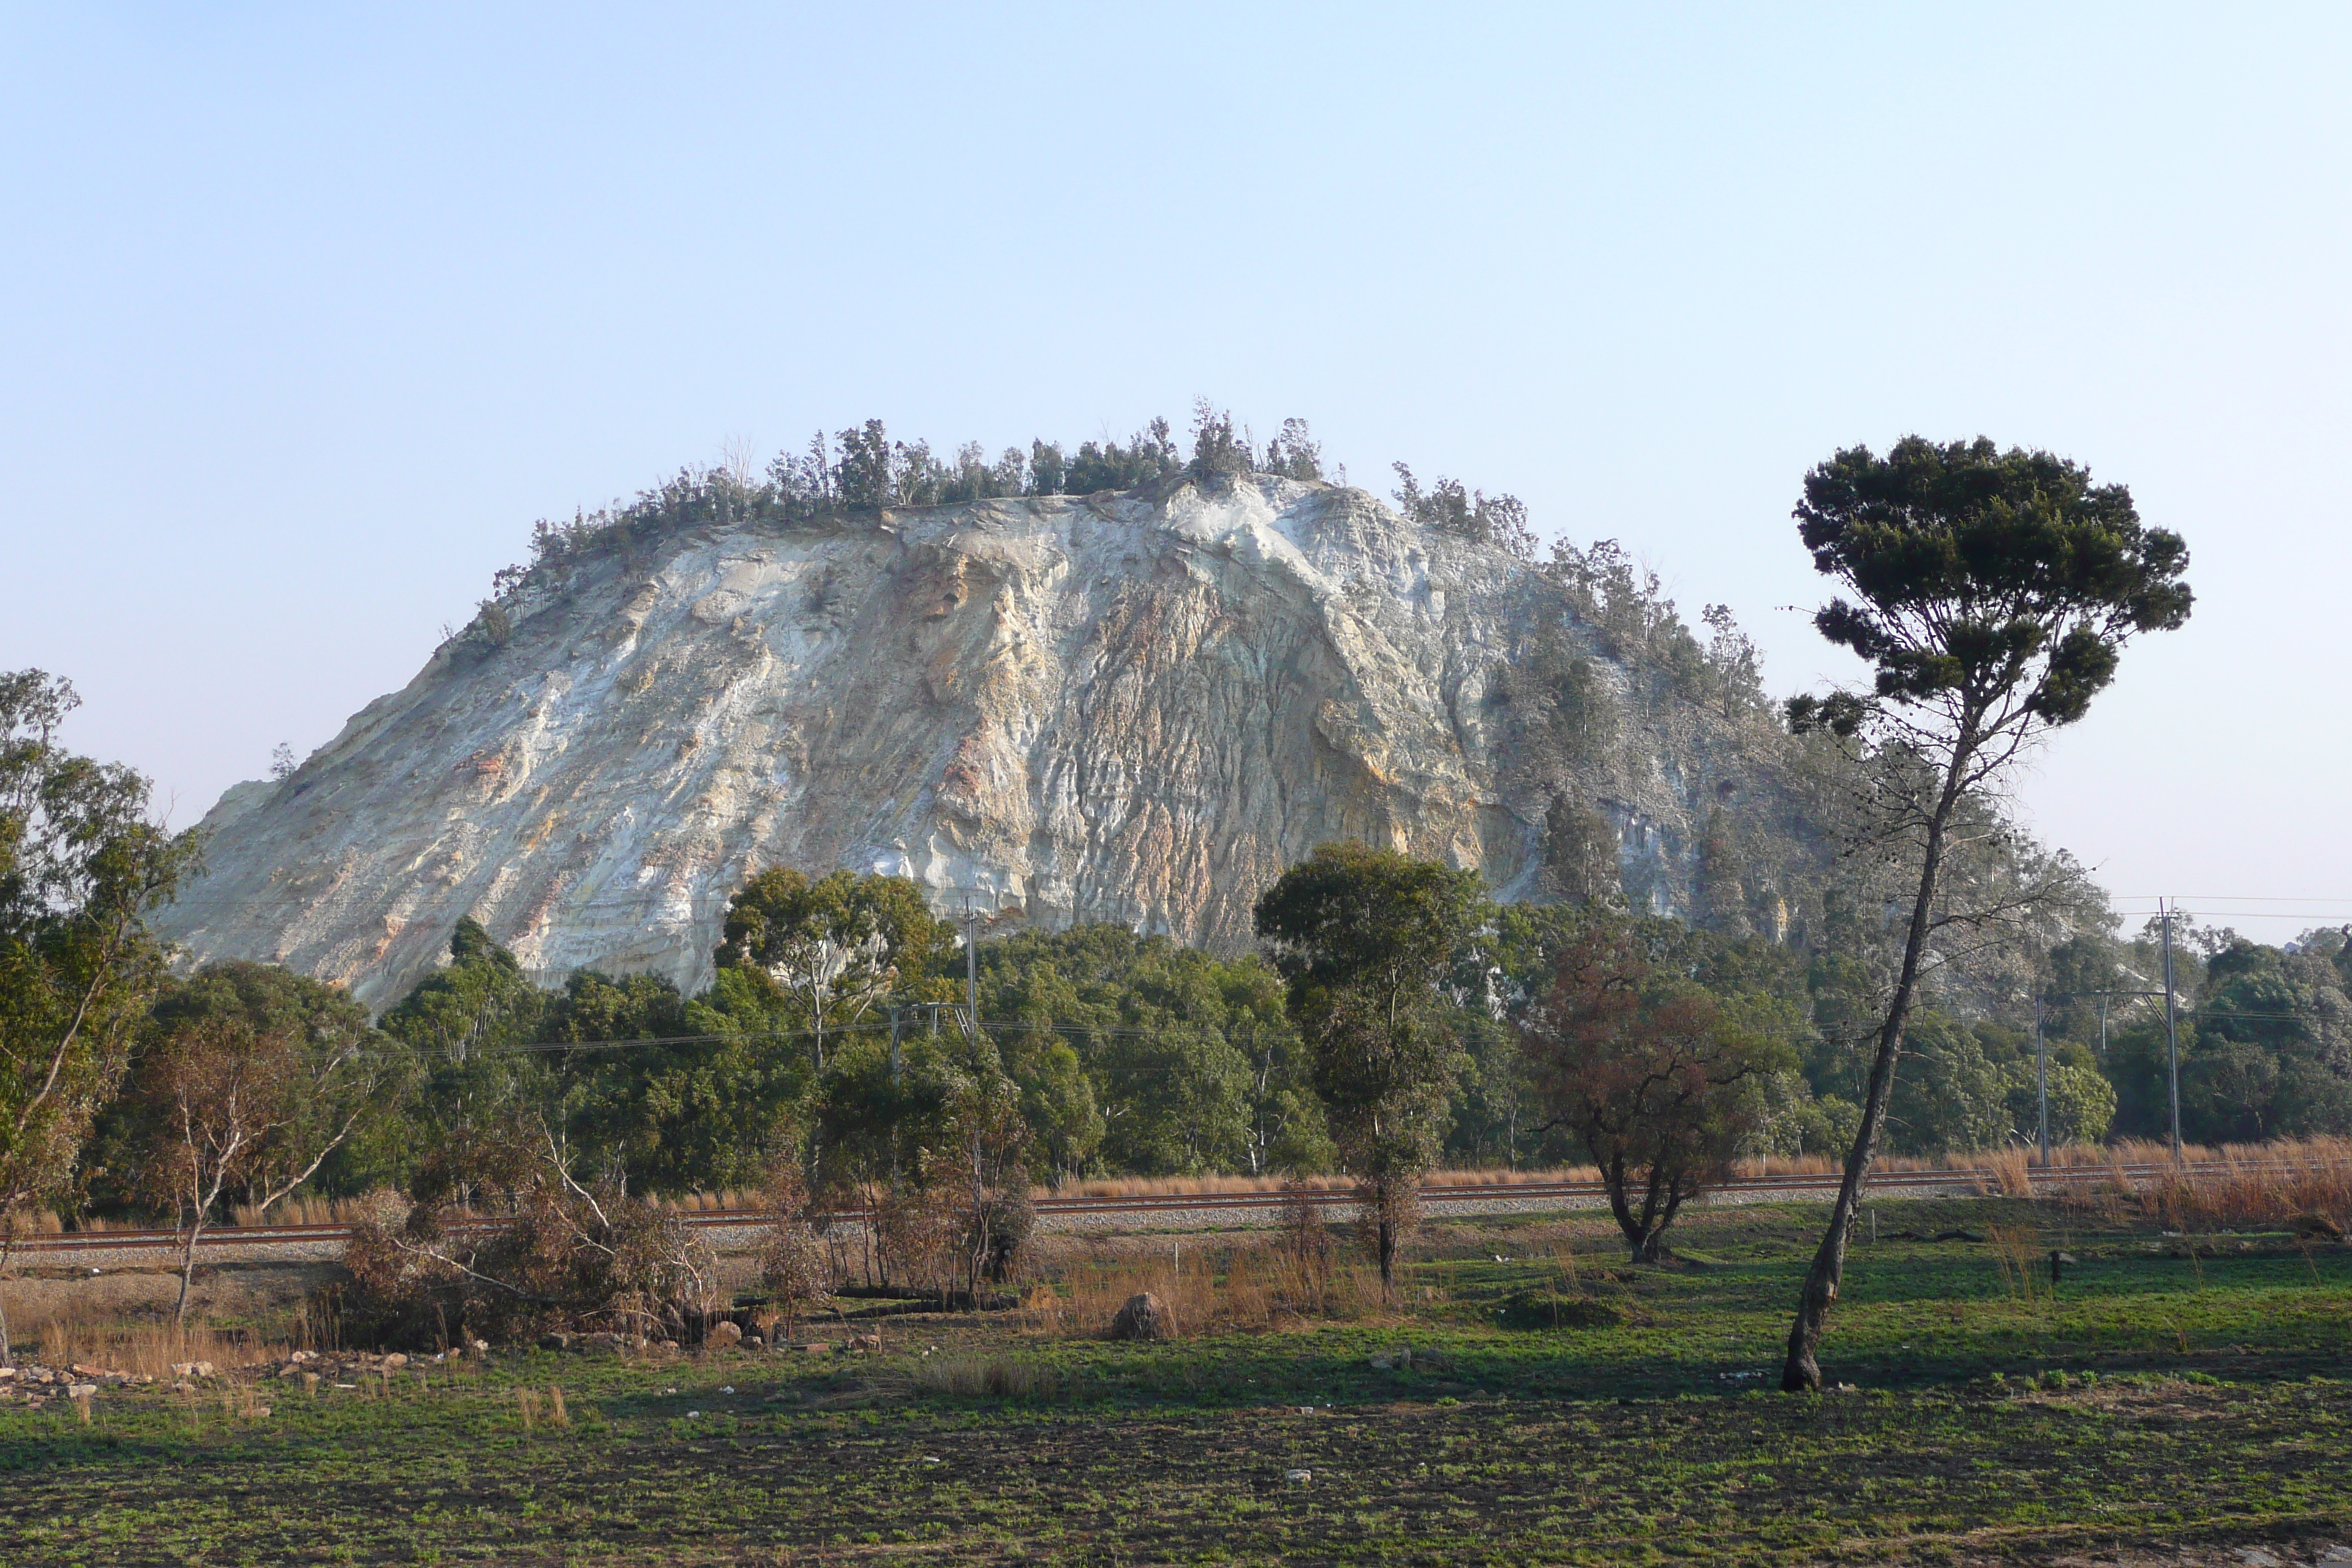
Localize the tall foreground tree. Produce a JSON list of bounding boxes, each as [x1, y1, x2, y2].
[[1776, 438, 2190, 1391], [0, 671, 197, 1362], [1254, 843, 1486, 1291]]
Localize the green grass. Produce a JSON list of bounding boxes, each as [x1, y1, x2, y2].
[[3, 1197, 2348, 1564]]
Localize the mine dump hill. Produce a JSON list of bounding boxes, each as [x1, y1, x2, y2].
[[157, 472, 1837, 1009]]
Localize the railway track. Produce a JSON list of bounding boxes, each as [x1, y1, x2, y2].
[[5, 1159, 2257, 1258]]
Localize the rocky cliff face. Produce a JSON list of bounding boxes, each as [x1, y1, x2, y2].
[[159, 476, 1820, 1009]]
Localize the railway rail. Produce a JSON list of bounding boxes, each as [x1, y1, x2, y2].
[[4, 1159, 2264, 1258]]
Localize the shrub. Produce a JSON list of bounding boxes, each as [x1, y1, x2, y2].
[[333, 1118, 719, 1349]]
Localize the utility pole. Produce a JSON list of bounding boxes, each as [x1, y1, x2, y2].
[[2034, 990, 2049, 1166], [2096, 995, 2108, 1063], [962, 896, 982, 1047], [2161, 900, 2183, 1164]]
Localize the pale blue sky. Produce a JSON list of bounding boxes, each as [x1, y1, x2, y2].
[[4, 4, 2347, 940]]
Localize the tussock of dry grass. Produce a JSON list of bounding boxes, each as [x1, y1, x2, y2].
[[913, 1354, 1069, 1401], [24, 1302, 290, 1377], [1018, 1237, 1390, 1340]]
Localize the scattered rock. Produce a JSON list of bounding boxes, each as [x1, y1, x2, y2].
[[170, 1381, 196, 1395], [287, 1349, 315, 1364], [539, 1333, 572, 1352], [1109, 1292, 1174, 1343], [706, 1321, 743, 1349], [67, 1384, 97, 1400], [848, 1333, 882, 1355], [1285, 1469, 1313, 1485], [2238, 1548, 2283, 1568], [382, 1353, 408, 1369]]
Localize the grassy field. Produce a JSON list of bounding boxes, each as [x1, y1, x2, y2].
[[3, 1196, 2348, 1565]]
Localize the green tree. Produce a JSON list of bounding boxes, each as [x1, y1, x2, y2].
[[541, 969, 791, 1194], [1888, 1012, 2015, 1154], [137, 962, 389, 1216], [0, 671, 197, 1362], [1188, 400, 1255, 477], [376, 917, 550, 1191], [1777, 436, 2191, 1391], [714, 870, 956, 1072], [1253, 842, 1488, 1291], [971, 926, 1303, 1178]]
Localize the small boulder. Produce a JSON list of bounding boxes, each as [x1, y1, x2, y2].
[[382, 1353, 408, 1369], [1109, 1292, 1174, 1343], [538, 1333, 572, 1352], [706, 1321, 743, 1349], [67, 1384, 97, 1400]]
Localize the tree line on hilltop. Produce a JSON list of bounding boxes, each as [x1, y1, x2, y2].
[[456, 402, 1541, 656]]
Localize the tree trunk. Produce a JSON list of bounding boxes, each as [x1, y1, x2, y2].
[[1780, 747, 1971, 1391], [1376, 1210, 1397, 1292], [0, 1237, 15, 1366], [175, 1210, 207, 1327]]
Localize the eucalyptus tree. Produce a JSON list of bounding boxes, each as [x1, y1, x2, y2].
[[0, 671, 197, 1362], [1254, 842, 1488, 1291], [1776, 437, 2190, 1391], [714, 869, 956, 1074]]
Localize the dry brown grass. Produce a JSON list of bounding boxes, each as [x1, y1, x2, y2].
[[230, 1191, 398, 1229], [1019, 1235, 1388, 1340], [913, 1354, 1070, 1400], [2138, 1137, 2352, 1232], [23, 1299, 289, 1376], [1985, 1223, 2051, 1302]]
